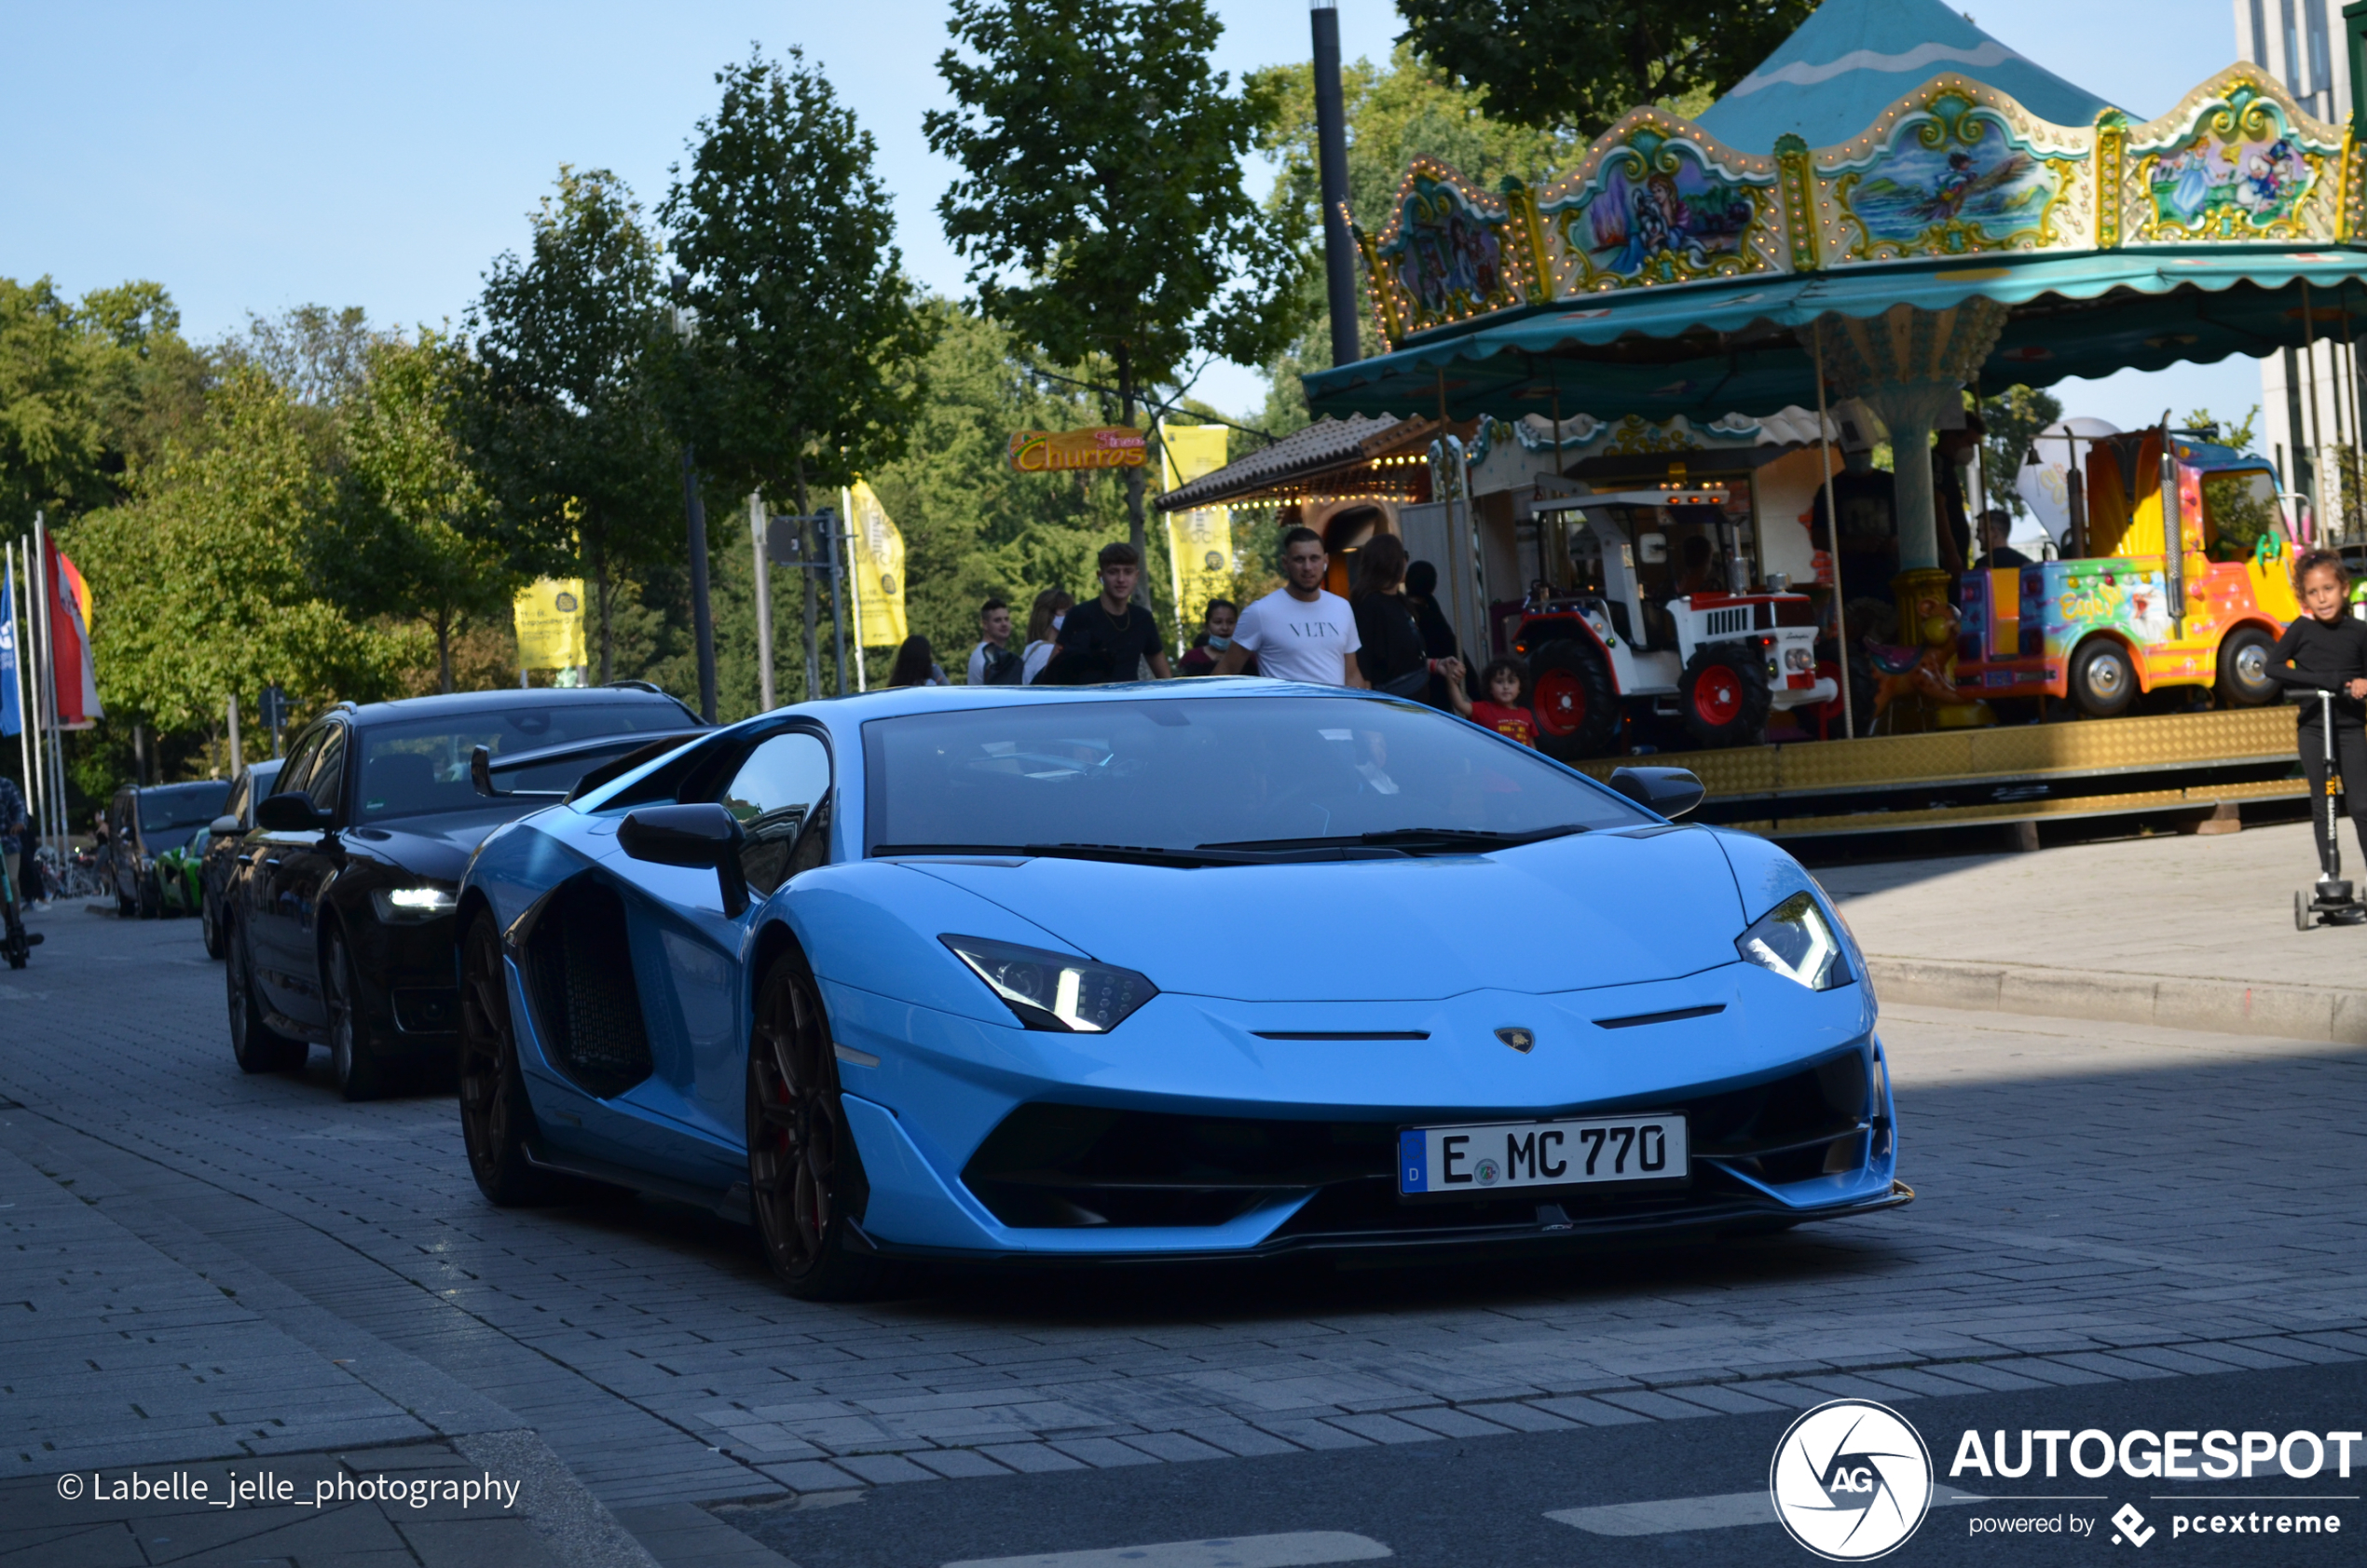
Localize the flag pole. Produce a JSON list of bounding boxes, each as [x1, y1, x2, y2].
[[30, 519, 58, 854], [9, 544, 34, 860]]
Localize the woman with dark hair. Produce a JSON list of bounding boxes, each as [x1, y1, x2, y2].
[[1351, 535, 1465, 702], [1402, 559, 1463, 709], [1179, 598, 1239, 676], [887, 635, 945, 689]]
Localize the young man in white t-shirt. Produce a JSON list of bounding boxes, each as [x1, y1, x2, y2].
[[965, 598, 1017, 685], [1216, 527, 1365, 687]]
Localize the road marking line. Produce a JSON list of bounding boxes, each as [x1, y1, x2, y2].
[[942, 1532, 1392, 1568], [1548, 1490, 1986, 1536]]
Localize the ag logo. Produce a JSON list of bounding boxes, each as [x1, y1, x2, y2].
[[1769, 1398, 1932, 1560]]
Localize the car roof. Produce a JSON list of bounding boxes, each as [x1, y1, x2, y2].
[[324, 686, 703, 729]]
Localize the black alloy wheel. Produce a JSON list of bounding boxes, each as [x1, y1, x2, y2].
[[226, 916, 306, 1073], [746, 949, 878, 1302], [2215, 625, 2280, 708], [200, 887, 224, 959], [1527, 639, 1621, 760], [458, 910, 565, 1206], [325, 931, 387, 1102], [2068, 637, 2136, 718]]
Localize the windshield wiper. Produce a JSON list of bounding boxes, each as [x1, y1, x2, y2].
[[1200, 823, 1593, 854], [869, 840, 1408, 868]]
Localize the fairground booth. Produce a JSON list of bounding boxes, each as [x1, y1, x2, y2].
[[1167, 0, 2367, 833]]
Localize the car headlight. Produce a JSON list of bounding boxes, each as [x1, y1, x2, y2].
[[940, 934, 1157, 1032], [372, 885, 459, 922], [1735, 891, 1851, 990]]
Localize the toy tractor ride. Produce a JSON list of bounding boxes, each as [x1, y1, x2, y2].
[[1512, 490, 1838, 761]]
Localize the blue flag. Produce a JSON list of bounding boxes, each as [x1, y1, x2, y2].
[[0, 553, 19, 738]]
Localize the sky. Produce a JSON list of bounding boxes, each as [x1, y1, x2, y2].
[[0, 1, 2274, 433]]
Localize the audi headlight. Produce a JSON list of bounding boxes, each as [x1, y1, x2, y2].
[[1735, 891, 1850, 990], [372, 884, 458, 922], [940, 934, 1156, 1032]]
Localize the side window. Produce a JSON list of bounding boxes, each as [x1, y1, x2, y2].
[[305, 726, 347, 817], [274, 727, 328, 805], [716, 732, 832, 896], [224, 774, 250, 825]]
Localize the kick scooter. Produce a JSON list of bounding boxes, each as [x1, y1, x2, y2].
[[2296, 689, 2367, 929]]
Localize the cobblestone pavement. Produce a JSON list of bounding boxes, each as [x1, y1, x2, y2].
[[5, 906, 2364, 1563]]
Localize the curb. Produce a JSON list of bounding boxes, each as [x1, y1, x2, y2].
[[1867, 957, 2367, 1046]]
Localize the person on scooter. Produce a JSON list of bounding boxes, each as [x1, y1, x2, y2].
[[2270, 550, 2367, 876]]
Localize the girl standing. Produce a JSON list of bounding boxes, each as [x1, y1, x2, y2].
[[2269, 551, 2367, 874]]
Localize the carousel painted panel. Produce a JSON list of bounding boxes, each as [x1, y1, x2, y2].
[[1529, 113, 1784, 293], [2122, 69, 2344, 244], [1816, 80, 2089, 263], [1361, 162, 1530, 339]]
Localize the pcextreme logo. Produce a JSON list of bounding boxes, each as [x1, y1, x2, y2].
[[1770, 1399, 1934, 1561]]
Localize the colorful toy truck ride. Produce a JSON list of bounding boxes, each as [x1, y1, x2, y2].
[[1509, 488, 1838, 759], [1953, 429, 2296, 716]]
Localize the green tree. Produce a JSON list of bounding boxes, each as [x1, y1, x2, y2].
[[1252, 45, 1571, 429], [1395, 0, 1816, 137], [926, 0, 1306, 575], [335, 333, 519, 692], [660, 49, 931, 520], [865, 300, 1132, 663], [471, 167, 677, 680], [1, 278, 115, 530], [67, 364, 408, 735], [2182, 404, 2262, 450], [1976, 385, 2063, 519]]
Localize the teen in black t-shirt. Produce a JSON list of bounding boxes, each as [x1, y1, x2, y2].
[[1042, 542, 1172, 685]]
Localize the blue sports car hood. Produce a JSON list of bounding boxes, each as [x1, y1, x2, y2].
[[910, 826, 1744, 1002]]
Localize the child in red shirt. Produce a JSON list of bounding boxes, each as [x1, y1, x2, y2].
[[1471, 658, 1539, 746]]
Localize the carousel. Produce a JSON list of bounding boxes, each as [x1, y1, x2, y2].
[[1274, 0, 2367, 757]]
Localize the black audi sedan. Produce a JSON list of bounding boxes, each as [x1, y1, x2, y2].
[[109, 779, 233, 919], [223, 685, 705, 1098], [197, 758, 283, 958]]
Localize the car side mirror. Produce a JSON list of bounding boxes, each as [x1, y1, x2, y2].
[[618, 803, 749, 918], [209, 814, 241, 836], [1608, 766, 1704, 821], [255, 792, 329, 832]]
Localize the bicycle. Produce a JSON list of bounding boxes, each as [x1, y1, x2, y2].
[[0, 842, 43, 969]]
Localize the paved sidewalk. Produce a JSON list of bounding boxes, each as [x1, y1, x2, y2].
[[1821, 816, 2367, 1042]]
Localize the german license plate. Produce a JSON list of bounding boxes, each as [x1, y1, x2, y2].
[[1397, 1115, 1688, 1197]]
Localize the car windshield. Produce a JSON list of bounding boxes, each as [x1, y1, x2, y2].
[[357, 704, 697, 822], [141, 782, 231, 838], [862, 696, 1651, 856]]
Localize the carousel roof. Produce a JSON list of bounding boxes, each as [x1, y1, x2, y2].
[[1693, 0, 2113, 154]]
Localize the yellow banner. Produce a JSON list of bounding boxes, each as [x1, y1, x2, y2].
[[1160, 425, 1232, 636], [513, 578, 586, 668], [844, 481, 908, 648], [1008, 426, 1149, 472]]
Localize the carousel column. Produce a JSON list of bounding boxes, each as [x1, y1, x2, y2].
[[1809, 299, 2008, 732]]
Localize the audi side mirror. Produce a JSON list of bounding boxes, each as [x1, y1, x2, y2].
[[254, 792, 329, 832], [1609, 766, 1705, 821], [619, 803, 749, 917], [209, 814, 241, 836]]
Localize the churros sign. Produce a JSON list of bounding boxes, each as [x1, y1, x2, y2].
[[1008, 427, 1147, 472]]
